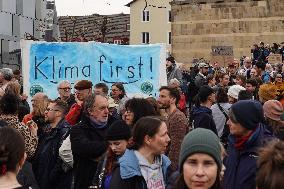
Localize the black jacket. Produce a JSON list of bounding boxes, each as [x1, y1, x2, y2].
[[70, 115, 111, 189], [32, 119, 70, 189], [191, 106, 218, 135]]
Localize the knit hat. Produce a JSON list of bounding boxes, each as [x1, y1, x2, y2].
[[106, 120, 131, 141], [263, 100, 283, 121], [227, 85, 246, 100], [258, 84, 278, 102], [231, 100, 264, 130], [179, 128, 222, 172], [74, 80, 93, 90]]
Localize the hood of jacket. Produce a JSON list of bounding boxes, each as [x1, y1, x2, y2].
[[192, 106, 212, 116], [119, 149, 171, 180]]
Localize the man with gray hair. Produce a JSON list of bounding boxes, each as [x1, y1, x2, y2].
[[238, 57, 253, 79], [0, 68, 13, 96], [70, 94, 112, 189], [57, 80, 76, 110]]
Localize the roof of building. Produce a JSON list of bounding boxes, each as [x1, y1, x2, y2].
[[125, 0, 138, 7], [58, 13, 130, 43]]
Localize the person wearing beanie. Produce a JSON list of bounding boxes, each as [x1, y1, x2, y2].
[[227, 85, 245, 104], [224, 100, 274, 189], [263, 100, 284, 140], [191, 85, 218, 135], [89, 120, 131, 189], [171, 128, 222, 189]]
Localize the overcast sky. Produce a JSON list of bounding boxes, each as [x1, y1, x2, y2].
[[55, 0, 131, 16]]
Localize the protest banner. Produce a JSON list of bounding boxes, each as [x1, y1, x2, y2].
[[211, 46, 234, 67], [268, 54, 282, 64], [21, 40, 167, 99]]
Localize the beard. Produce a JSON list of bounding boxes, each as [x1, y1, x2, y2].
[[158, 103, 170, 109]]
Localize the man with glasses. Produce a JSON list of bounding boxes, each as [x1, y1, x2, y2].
[[57, 80, 76, 110], [70, 94, 111, 189], [32, 100, 71, 189], [238, 57, 253, 79], [65, 80, 92, 125]]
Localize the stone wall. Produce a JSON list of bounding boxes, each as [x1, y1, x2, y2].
[[171, 0, 284, 64]]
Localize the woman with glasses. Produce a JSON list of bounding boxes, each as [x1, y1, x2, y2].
[[110, 83, 128, 119], [124, 98, 159, 128]]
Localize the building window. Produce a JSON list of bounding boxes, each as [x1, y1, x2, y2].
[[126, 24, 130, 31], [168, 10, 172, 22], [168, 32, 171, 44], [114, 39, 122, 44], [142, 32, 149, 44], [142, 10, 150, 22]]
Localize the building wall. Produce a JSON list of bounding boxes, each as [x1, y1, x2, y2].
[[0, 0, 59, 69], [171, 0, 284, 64], [129, 0, 172, 53]]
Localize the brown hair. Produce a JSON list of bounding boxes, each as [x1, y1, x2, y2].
[[5, 81, 21, 96], [132, 116, 165, 150], [0, 127, 25, 175], [257, 140, 284, 189]]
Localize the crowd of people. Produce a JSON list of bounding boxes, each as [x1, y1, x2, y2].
[[0, 48, 284, 189]]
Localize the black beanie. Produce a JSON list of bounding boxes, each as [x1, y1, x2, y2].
[[106, 120, 131, 141], [231, 100, 264, 130]]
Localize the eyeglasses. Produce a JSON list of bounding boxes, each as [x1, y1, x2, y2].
[[59, 87, 71, 91], [46, 108, 60, 112]]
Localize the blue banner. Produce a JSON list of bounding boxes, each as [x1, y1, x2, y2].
[[21, 41, 167, 99]]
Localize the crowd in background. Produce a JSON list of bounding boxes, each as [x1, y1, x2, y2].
[[0, 41, 284, 189]]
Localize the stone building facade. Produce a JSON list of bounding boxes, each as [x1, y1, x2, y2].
[[171, 0, 284, 64]]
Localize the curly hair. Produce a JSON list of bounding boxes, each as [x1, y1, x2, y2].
[[257, 140, 284, 189]]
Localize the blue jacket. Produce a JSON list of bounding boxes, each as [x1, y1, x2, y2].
[[191, 106, 218, 135], [223, 124, 274, 189], [110, 149, 171, 189]]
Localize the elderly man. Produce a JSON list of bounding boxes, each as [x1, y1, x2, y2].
[[0, 68, 13, 96], [238, 57, 253, 79], [70, 94, 111, 189], [57, 80, 76, 110]]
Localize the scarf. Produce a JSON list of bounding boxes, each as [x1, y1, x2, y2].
[[234, 128, 256, 150]]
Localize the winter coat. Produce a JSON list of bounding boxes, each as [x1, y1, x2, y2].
[[57, 94, 76, 111], [32, 119, 71, 189], [211, 103, 231, 137], [194, 73, 206, 89], [191, 106, 218, 135], [109, 149, 171, 189], [65, 103, 83, 125], [223, 124, 274, 189], [70, 115, 110, 189], [167, 64, 183, 84]]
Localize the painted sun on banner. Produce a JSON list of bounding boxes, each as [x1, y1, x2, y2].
[[21, 40, 167, 99]]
